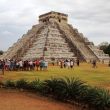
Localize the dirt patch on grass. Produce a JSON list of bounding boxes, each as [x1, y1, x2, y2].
[[0, 89, 79, 110]]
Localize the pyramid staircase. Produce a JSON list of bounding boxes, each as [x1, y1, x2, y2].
[[56, 22, 98, 62], [22, 22, 75, 60]]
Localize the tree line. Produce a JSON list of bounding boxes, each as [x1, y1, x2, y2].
[[0, 50, 4, 55], [99, 42, 110, 56]]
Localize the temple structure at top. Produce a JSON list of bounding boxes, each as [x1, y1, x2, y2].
[[39, 11, 68, 24], [1, 11, 109, 62]]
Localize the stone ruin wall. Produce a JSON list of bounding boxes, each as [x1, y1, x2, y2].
[[39, 11, 68, 24]]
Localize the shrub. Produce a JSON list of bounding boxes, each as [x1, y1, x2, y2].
[[0, 81, 4, 87], [42, 77, 88, 102], [29, 79, 43, 92], [42, 77, 61, 95], [84, 87, 110, 110], [4, 80, 15, 88], [15, 79, 29, 89], [2, 77, 110, 110], [53, 77, 88, 102]]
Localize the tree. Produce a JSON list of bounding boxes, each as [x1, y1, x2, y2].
[[99, 42, 108, 51], [99, 42, 110, 56], [99, 45, 108, 52], [99, 42, 109, 46], [104, 44, 110, 56], [0, 50, 4, 55]]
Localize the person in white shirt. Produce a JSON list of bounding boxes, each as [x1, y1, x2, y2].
[[67, 60, 70, 69], [19, 60, 23, 70], [29, 61, 34, 70], [44, 60, 48, 70], [70, 60, 74, 69]]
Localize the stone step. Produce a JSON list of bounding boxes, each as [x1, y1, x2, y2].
[[22, 23, 75, 60]]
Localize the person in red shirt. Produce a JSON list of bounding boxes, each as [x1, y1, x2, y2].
[[35, 59, 40, 71]]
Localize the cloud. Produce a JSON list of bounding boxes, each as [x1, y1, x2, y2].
[[0, 0, 110, 51]]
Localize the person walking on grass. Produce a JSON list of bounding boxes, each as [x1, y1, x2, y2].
[[5, 59, 10, 71], [60, 60, 63, 68], [40, 60, 44, 71], [0, 60, 5, 75], [64, 60, 67, 68], [76, 58, 80, 66], [44, 60, 48, 70], [19, 60, 23, 71], [35, 59, 40, 71], [70, 60, 74, 69], [67, 60, 70, 69], [108, 60, 110, 67], [29, 60, 34, 71], [92, 59, 97, 68]]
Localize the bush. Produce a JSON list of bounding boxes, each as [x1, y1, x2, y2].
[[29, 79, 43, 92], [2, 77, 110, 110], [42, 77, 110, 109], [4, 80, 15, 88], [15, 79, 29, 89], [84, 87, 110, 110], [43, 77, 88, 102], [55, 77, 87, 102], [0, 81, 4, 87], [42, 78, 61, 95]]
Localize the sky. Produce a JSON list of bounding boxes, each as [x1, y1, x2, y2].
[[0, 0, 110, 51]]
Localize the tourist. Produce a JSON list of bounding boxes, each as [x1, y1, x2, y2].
[[0, 60, 3, 73], [25, 60, 29, 71], [16, 60, 20, 71], [102, 59, 104, 64], [5, 59, 10, 71], [19, 60, 23, 71], [76, 58, 80, 66], [33, 60, 36, 68], [108, 60, 110, 67], [10, 59, 14, 71], [29, 60, 34, 71], [35, 59, 40, 71], [70, 60, 74, 69], [42, 60, 46, 70], [23, 61, 27, 71], [60, 60, 63, 68], [39, 60, 43, 71], [13, 60, 17, 71], [92, 60, 97, 68], [64, 60, 67, 68], [58, 60, 61, 66], [0, 60, 5, 75], [52, 61, 55, 66], [67, 60, 70, 69], [44, 60, 48, 70], [57, 60, 59, 66]]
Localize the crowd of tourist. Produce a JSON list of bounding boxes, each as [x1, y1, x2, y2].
[[57, 59, 79, 69], [0, 59, 48, 72], [0, 58, 79, 73], [0, 58, 110, 74]]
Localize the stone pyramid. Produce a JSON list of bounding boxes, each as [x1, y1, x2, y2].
[[2, 11, 109, 62]]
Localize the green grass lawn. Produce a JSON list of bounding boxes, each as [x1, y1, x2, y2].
[[1, 63, 110, 89]]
